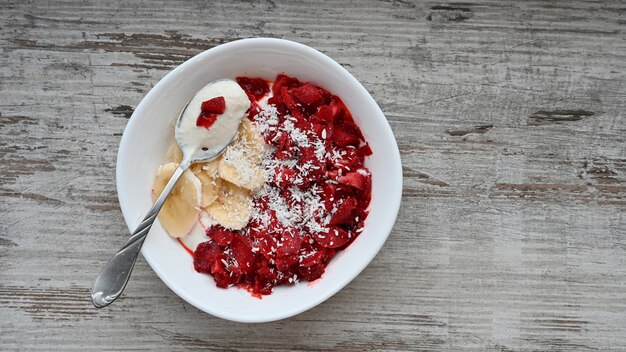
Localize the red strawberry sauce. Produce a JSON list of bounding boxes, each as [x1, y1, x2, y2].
[[190, 74, 372, 296]]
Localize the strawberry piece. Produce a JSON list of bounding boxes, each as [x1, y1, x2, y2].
[[236, 77, 270, 101], [276, 231, 301, 257], [275, 254, 298, 271], [291, 83, 324, 109], [329, 96, 346, 121], [229, 234, 256, 274], [299, 250, 324, 268], [196, 113, 218, 129], [313, 123, 333, 141], [246, 100, 261, 120], [206, 226, 235, 246], [337, 171, 366, 190], [357, 143, 373, 157], [268, 94, 288, 115], [313, 227, 351, 248], [329, 197, 358, 225], [276, 133, 294, 159], [212, 272, 230, 288], [341, 112, 364, 140], [250, 229, 277, 259], [326, 169, 339, 181], [292, 115, 313, 132], [255, 258, 277, 280], [359, 170, 372, 205], [321, 183, 337, 211], [296, 263, 325, 281], [281, 87, 300, 113], [251, 276, 274, 295], [201, 96, 226, 114], [274, 167, 298, 188], [312, 105, 334, 125], [334, 147, 363, 171], [332, 125, 360, 147], [196, 96, 226, 129], [299, 147, 326, 182], [272, 74, 301, 96], [193, 241, 222, 274], [298, 237, 326, 268]]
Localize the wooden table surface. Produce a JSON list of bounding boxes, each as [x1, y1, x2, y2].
[[1, 1, 625, 350]]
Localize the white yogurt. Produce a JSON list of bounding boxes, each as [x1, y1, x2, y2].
[[175, 79, 249, 157]]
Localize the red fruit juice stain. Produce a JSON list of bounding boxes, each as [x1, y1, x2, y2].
[[177, 238, 194, 257]]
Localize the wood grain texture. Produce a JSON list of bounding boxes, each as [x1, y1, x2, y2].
[[1, 0, 625, 350]]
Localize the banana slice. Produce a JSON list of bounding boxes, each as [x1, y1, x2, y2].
[[205, 181, 252, 230], [190, 160, 222, 208], [239, 118, 266, 162], [218, 157, 266, 192], [152, 162, 201, 238], [199, 159, 221, 178], [218, 120, 267, 191]]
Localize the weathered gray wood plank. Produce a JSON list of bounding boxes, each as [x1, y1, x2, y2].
[[1, 0, 625, 350]]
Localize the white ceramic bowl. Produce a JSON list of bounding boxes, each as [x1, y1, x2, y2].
[[117, 38, 402, 322]]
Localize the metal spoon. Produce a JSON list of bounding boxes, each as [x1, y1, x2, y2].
[[91, 95, 243, 308]]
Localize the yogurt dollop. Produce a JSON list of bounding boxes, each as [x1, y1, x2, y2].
[[175, 79, 249, 157]]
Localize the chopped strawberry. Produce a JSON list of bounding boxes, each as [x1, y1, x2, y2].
[[329, 197, 358, 225], [236, 77, 270, 101], [357, 143, 373, 157], [291, 83, 325, 109], [250, 229, 277, 259], [275, 254, 298, 271], [334, 147, 363, 171], [320, 183, 337, 211], [296, 263, 325, 281], [291, 114, 312, 132], [313, 227, 351, 248], [201, 96, 226, 114], [246, 100, 261, 120], [360, 170, 372, 205], [274, 167, 298, 188], [329, 96, 346, 120], [255, 258, 277, 280], [332, 125, 360, 147], [276, 230, 301, 257], [312, 123, 332, 140], [272, 74, 301, 96], [299, 147, 326, 182], [337, 171, 366, 190], [193, 241, 222, 274], [196, 113, 218, 129], [229, 234, 256, 274], [212, 271, 230, 288], [312, 105, 335, 125], [268, 94, 288, 115], [276, 133, 295, 159], [206, 226, 235, 246], [299, 250, 324, 268], [280, 87, 301, 113]]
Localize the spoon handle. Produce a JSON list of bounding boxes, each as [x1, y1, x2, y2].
[[91, 160, 190, 308]]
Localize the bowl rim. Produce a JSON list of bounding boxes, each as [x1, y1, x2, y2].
[[116, 37, 403, 322]]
